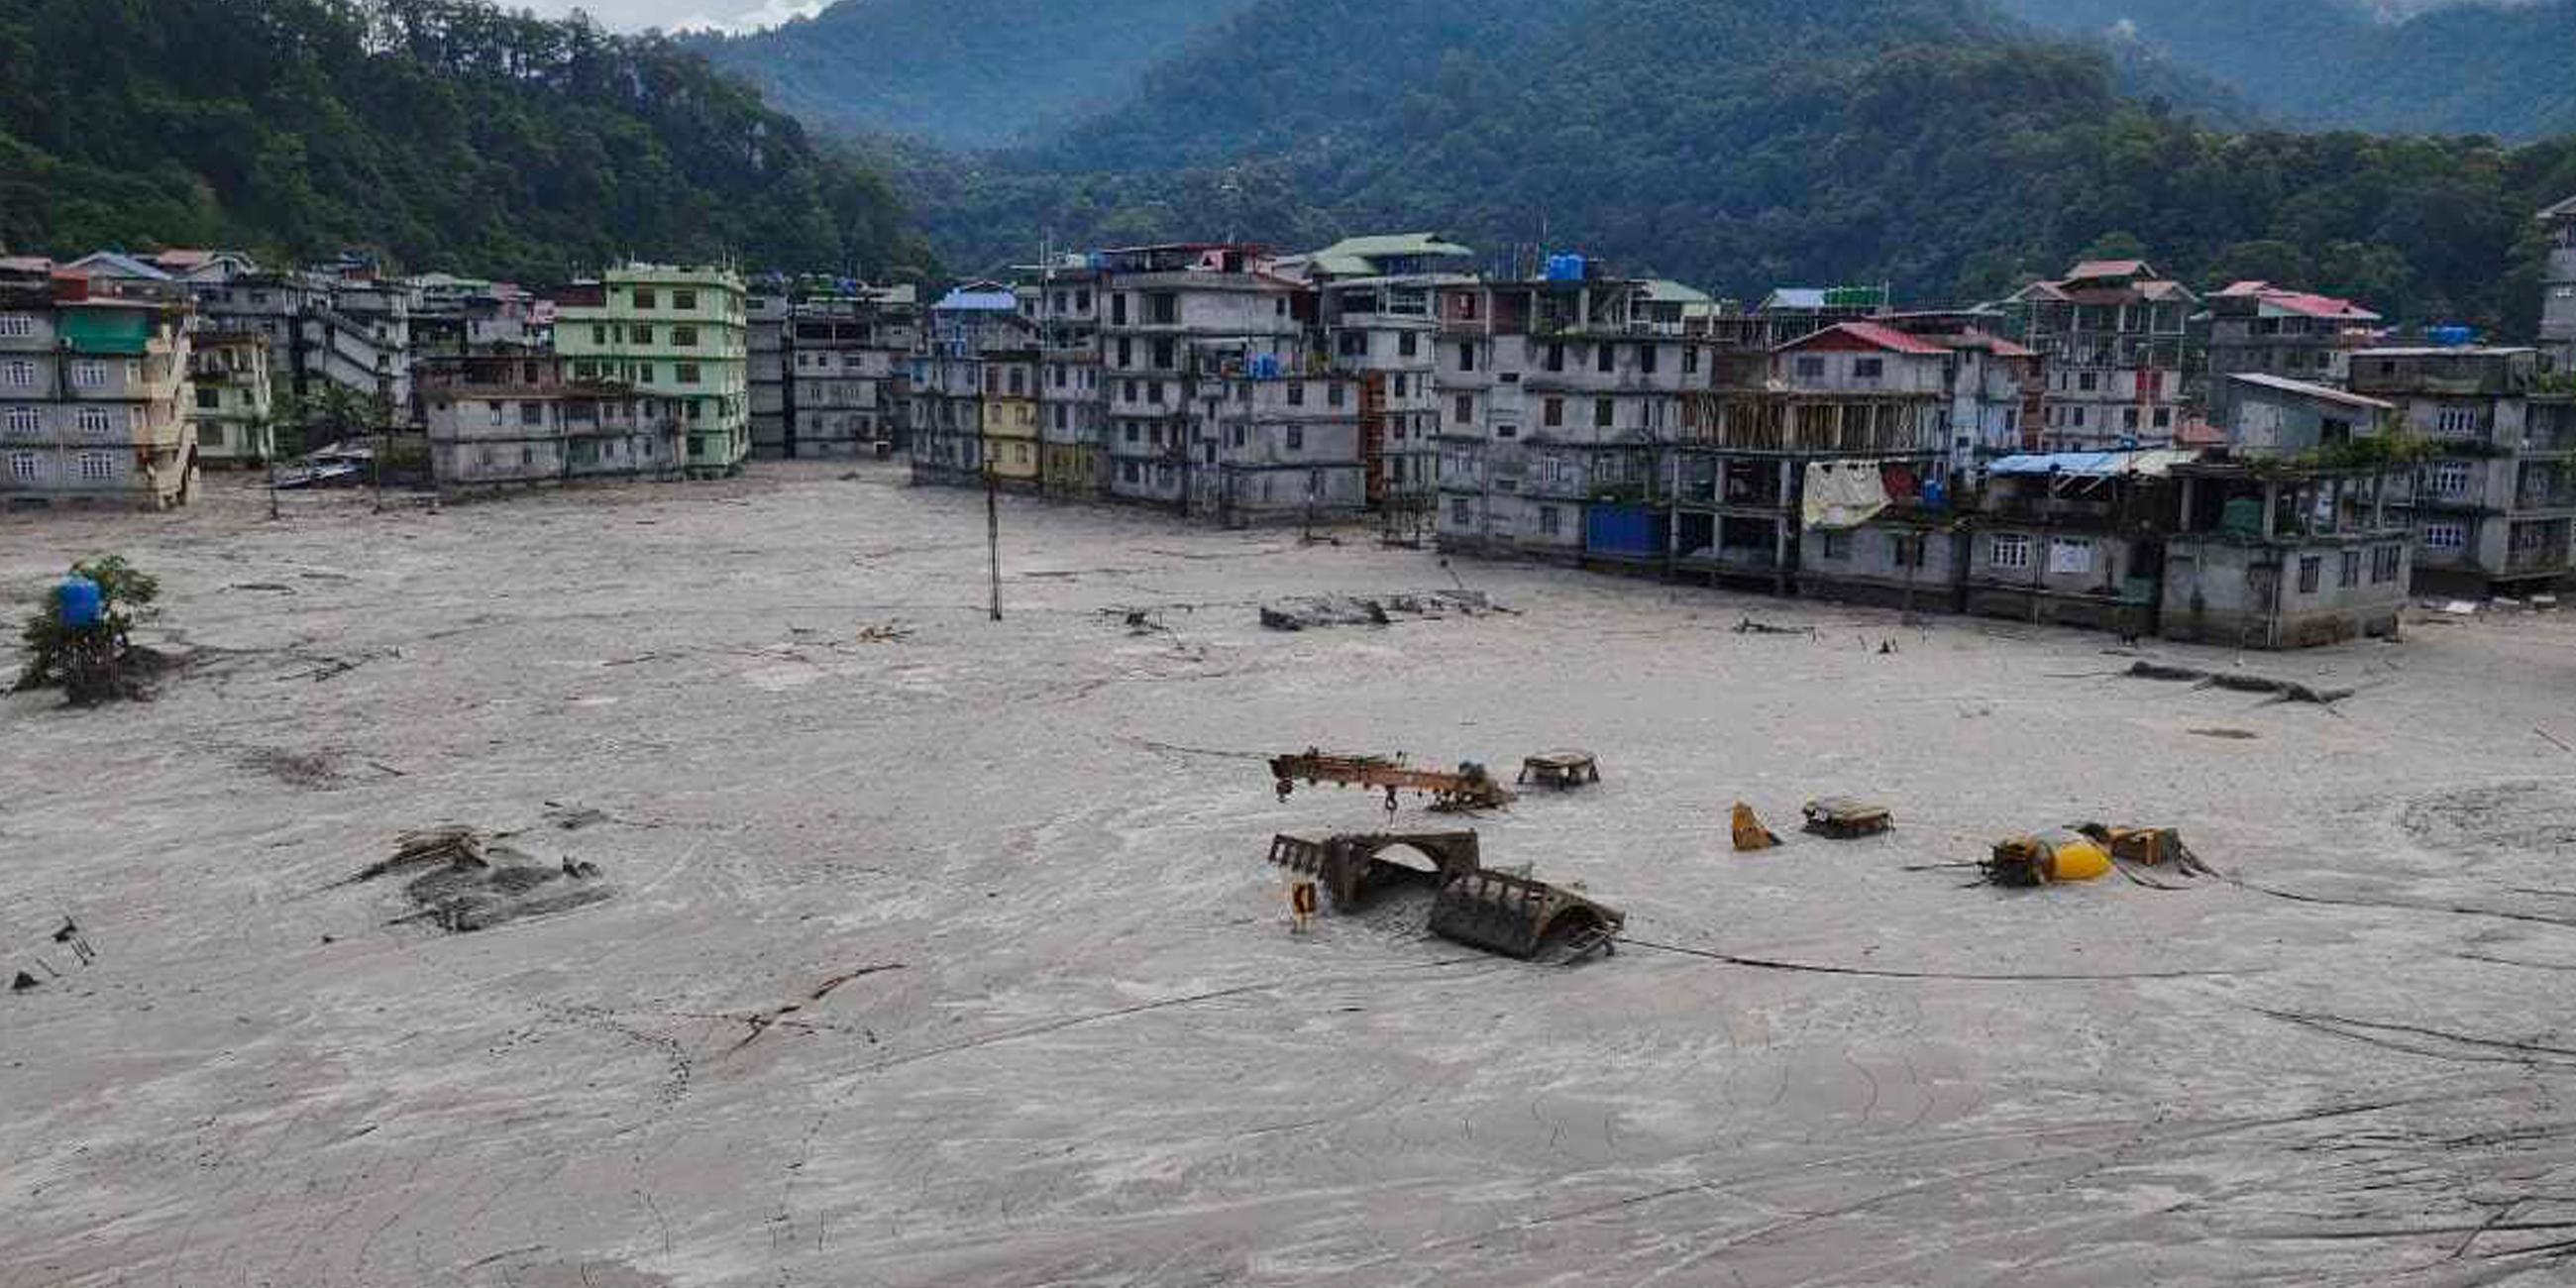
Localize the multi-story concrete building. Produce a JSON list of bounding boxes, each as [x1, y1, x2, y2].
[[910, 282, 1030, 485], [1876, 312, 2045, 475], [981, 346, 1042, 490], [2203, 281, 2383, 392], [2543, 195, 2576, 376], [0, 273, 197, 508], [409, 274, 543, 362], [1030, 260, 1106, 499], [2007, 260, 2197, 451], [420, 352, 685, 493], [1295, 235, 1472, 540], [2349, 346, 2573, 593], [187, 327, 275, 468], [747, 281, 917, 460], [1094, 245, 1310, 513], [555, 265, 750, 476], [1435, 268, 1714, 564]]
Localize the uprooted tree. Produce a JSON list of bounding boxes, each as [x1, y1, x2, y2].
[[13, 555, 161, 704]]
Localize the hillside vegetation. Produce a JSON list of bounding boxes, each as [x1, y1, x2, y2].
[[0, 0, 935, 280], [888, 0, 2576, 335]]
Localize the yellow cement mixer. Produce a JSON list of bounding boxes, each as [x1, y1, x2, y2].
[[1985, 831, 2113, 887]]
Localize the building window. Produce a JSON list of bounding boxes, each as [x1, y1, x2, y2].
[[2050, 537, 2093, 575], [634, 287, 657, 309], [672, 325, 698, 348], [76, 406, 111, 435], [1496, 424, 1518, 440], [1854, 358, 1883, 381], [1991, 533, 2033, 570], [1399, 332, 1419, 358], [1286, 381, 1304, 408], [77, 450, 116, 481], [1594, 398, 1614, 429], [1641, 345, 1660, 376], [1891, 533, 1925, 568], [2421, 521, 2467, 550], [7, 451, 35, 481], [1683, 346, 1700, 376], [1456, 342, 1476, 374], [2431, 461, 2473, 497], [2298, 555, 2322, 593], [1821, 530, 1851, 560], [1328, 381, 1344, 408], [2372, 545, 2404, 583], [1539, 505, 1561, 537], [2435, 406, 2481, 437], [194, 385, 221, 410], [1596, 344, 1616, 374], [2339, 549, 2361, 588], [2078, 372, 2098, 392], [3, 406, 35, 436], [673, 289, 698, 311], [72, 360, 106, 388], [631, 324, 654, 345], [1544, 397, 1563, 428], [1286, 425, 1304, 452], [3, 360, 34, 386], [520, 401, 546, 426], [1451, 497, 1471, 526], [591, 325, 607, 345], [1453, 394, 1473, 425], [2123, 407, 2141, 431], [0, 314, 32, 338], [1794, 356, 1825, 380]]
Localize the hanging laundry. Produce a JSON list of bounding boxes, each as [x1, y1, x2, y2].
[[1802, 461, 1890, 530]]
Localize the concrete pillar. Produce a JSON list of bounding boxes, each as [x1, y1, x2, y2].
[[2262, 482, 2279, 540], [2179, 475, 2198, 533]]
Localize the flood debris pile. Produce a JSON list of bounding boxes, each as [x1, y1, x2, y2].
[[9, 918, 97, 994], [1983, 824, 2215, 888], [355, 826, 612, 933], [2125, 660, 2354, 705], [1264, 830, 1623, 963], [1517, 751, 1601, 791], [1803, 798, 1894, 839], [1259, 590, 1496, 632]]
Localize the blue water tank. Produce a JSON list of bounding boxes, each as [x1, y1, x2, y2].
[[56, 577, 102, 629], [2430, 325, 2476, 347], [1546, 254, 1588, 283]]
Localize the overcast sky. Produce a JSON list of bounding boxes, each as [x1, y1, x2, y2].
[[510, 0, 825, 35]]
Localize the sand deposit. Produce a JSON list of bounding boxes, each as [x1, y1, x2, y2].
[[8, 462, 2576, 1285]]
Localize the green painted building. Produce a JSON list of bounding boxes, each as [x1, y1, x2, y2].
[[555, 265, 750, 474]]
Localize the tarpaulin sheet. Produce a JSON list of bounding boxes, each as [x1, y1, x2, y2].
[[1803, 461, 1890, 530]]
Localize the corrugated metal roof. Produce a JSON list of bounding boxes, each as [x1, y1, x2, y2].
[[2225, 373, 2396, 411], [1775, 320, 1950, 357], [1988, 449, 2199, 478]]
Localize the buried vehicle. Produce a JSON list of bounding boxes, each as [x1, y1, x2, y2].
[[1984, 831, 2115, 887], [1266, 831, 1484, 912], [1517, 751, 1602, 791], [1802, 797, 1894, 839], [1261, 830, 1624, 962], [1429, 867, 1624, 962]]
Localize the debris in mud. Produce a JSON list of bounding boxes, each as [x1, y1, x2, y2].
[[2074, 823, 2217, 878], [2123, 660, 2353, 704], [1267, 831, 1484, 912], [1732, 803, 1783, 852], [543, 802, 611, 831], [1517, 751, 1600, 790], [855, 622, 914, 644], [2189, 727, 2260, 741], [1803, 797, 1894, 838], [1733, 616, 1818, 638], [240, 747, 346, 789], [355, 826, 612, 933], [1984, 831, 2114, 887], [1269, 749, 1516, 812], [1259, 590, 1496, 632]]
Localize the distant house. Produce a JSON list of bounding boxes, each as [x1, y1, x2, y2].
[[2203, 281, 2383, 390]]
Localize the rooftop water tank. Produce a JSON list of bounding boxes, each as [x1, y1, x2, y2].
[[55, 577, 102, 630], [2429, 324, 2476, 347], [1545, 254, 1587, 283]]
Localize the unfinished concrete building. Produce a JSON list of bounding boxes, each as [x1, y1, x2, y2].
[[2008, 261, 2197, 451], [748, 282, 916, 460], [1675, 322, 1946, 590], [2203, 281, 2383, 390], [1091, 245, 1315, 514], [1293, 235, 1473, 541]]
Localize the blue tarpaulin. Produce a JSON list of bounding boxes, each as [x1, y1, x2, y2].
[[1986, 450, 2197, 479]]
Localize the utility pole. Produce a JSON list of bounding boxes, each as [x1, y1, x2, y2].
[[986, 460, 1003, 622]]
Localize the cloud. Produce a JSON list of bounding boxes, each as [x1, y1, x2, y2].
[[509, 0, 822, 34]]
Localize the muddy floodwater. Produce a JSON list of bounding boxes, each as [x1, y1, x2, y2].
[[8, 462, 2576, 1286]]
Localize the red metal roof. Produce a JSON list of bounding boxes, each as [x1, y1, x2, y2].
[[1775, 320, 1950, 357], [2214, 280, 2380, 321]]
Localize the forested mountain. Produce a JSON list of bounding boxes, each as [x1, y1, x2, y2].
[[693, 0, 1258, 149], [887, 0, 2576, 336], [1995, 0, 2576, 139], [0, 0, 934, 281]]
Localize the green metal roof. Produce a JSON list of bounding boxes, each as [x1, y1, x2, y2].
[[1303, 233, 1474, 276]]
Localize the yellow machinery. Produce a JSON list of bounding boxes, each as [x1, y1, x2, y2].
[[1985, 831, 2113, 887]]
